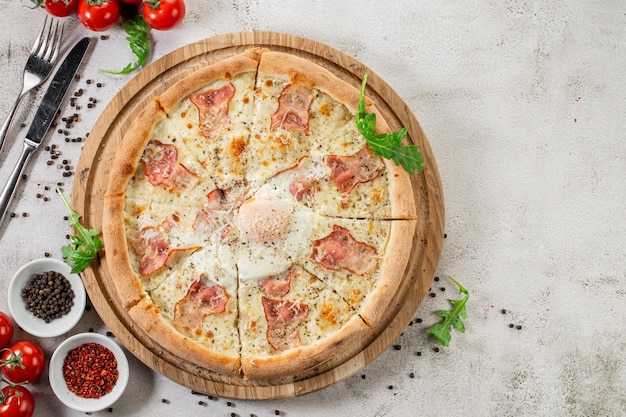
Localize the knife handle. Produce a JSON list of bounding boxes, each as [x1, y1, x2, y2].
[[0, 141, 36, 227]]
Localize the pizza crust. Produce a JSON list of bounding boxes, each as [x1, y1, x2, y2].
[[241, 313, 369, 380], [128, 297, 241, 376], [258, 51, 363, 113], [358, 219, 418, 326], [157, 49, 262, 112]]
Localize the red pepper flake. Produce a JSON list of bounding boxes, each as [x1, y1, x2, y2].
[[62, 342, 119, 399]]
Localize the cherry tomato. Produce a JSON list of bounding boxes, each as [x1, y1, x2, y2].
[[77, 0, 120, 32], [42, 0, 79, 17], [0, 312, 14, 349], [1, 342, 45, 384], [142, 0, 185, 30], [0, 386, 35, 417]]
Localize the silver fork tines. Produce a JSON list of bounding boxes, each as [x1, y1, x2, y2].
[[0, 16, 64, 158]]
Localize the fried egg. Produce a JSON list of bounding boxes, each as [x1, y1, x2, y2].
[[223, 195, 319, 282], [237, 197, 292, 243]]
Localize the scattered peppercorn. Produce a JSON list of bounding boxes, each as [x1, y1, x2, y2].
[[501, 309, 507, 314], [516, 325, 522, 330], [63, 342, 118, 399], [409, 372, 415, 378], [393, 344, 401, 350], [509, 323, 514, 328], [161, 398, 169, 403], [433, 347, 440, 353]]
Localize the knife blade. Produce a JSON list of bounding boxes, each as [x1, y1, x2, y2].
[[0, 37, 91, 228]]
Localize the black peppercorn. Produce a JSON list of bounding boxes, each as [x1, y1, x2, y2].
[[21, 270, 75, 323]]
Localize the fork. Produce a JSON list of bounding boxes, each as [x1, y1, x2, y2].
[[0, 16, 64, 157]]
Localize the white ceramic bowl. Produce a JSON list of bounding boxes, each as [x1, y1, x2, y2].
[[49, 332, 129, 412], [7, 258, 86, 337]]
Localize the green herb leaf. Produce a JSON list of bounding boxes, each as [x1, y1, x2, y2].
[[425, 276, 469, 347], [101, 15, 149, 75], [355, 73, 424, 174], [57, 188, 102, 274]]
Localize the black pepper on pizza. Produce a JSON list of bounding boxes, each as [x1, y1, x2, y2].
[[103, 49, 418, 379]]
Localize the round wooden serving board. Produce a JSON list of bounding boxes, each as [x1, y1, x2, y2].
[[71, 32, 444, 400]]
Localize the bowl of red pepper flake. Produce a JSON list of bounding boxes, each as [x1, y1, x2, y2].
[[49, 332, 129, 412]]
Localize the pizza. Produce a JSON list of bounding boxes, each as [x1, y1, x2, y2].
[[102, 49, 418, 380]]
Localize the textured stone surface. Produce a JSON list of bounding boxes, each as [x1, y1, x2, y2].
[[0, 1, 624, 416]]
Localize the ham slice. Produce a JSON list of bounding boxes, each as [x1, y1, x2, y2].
[[174, 276, 230, 330], [193, 187, 241, 238], [130, 218, 198, 276], [289, 177, 316, 204], [190, 83, 235, 139], [310, 225, 377, 275], [194, 189, 227, 232], [270, 84, 313, 135], [261, 297, 310, 351], [143, 140, 199, 190], [324, 147, 384, 195], [270, 156, 318, 206], [260, 269, 294, 298]]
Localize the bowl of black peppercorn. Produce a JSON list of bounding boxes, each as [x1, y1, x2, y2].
[[8, 258, 86, 337]]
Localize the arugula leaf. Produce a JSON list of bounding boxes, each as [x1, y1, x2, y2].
[[355, 73, 424, 174], [425, 276, 469, 347], [57, 188, 103, 274], [101, 15, 149, 75]]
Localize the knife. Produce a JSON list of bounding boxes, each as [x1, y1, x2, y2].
[[0, 37, 91, 227]]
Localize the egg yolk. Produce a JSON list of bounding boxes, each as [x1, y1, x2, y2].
[[237, 198, 291, 243]]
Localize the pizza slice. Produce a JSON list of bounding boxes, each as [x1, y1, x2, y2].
[[298, 217, 417, 327], [237, 264, 368, 379], [128, 245, 241, 376], [245, 51, 415, 219], [245, 52, 322, 189], [156, 51, 260, 190]]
